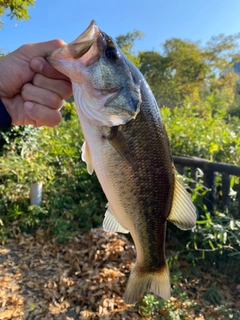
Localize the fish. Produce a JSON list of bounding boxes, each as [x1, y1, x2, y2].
[[47, 20, 196, 304]]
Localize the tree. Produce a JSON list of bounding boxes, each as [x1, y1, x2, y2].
[[202, 34, 240, 113], [138, 50, 180, 107], [139, 39, 210, 107], [0, 0, 35, 27], [139, 34, 240, 110], [116, 30, 144, 67]]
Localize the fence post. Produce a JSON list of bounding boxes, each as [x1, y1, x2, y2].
[[238, 183, 240, 218], [190, 167, 197, 189], [203, 170, 216, 213], [175, 164, 185, 175], [222, 173, 230, 211]]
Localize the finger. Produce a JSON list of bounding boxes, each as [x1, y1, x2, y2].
[[30, 57, 70, 80], [33, 39, 67, 56], [21, 83, 64, 110], [24, 101, 62, 127], [32, 73, 72, 99], [19, 39, 67, 61]]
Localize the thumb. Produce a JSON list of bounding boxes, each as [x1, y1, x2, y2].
[[19, 39, 67, 60]]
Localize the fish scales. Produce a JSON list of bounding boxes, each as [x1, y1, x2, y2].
[[116, 81, 174, 267], [47, 20, 196, 304]]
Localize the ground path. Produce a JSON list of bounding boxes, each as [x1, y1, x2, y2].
[[0, 228, 239, 319]]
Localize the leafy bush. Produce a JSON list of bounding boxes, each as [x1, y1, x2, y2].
[[137, 292, 196, 319], [0, 102, 106, 242], [160, 99, 240, 276], [161, 95, 240, 164], [0, 125, 39, 155]]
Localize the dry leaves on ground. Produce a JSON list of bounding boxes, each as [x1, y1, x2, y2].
[[0, 228, 239, 319]]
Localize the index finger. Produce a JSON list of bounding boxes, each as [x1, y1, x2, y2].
[[30, 57, 70, 81]]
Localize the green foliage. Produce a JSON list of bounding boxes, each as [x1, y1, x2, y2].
[[189, 210, 240, 258], [139, 34, 240, 110], [0, 0, 35, 27], [161, 98, 240, 164], [161, 101, 240, 268], [204, 33, 240, 70], [139, 50, 182, 107], [0, 124, 39, 155], [0, 102, 106, 242], [116, 30, 144, 67], [202, 286, 226, 305], [229, 94, 240, 117], [137, 291, 196, 319]]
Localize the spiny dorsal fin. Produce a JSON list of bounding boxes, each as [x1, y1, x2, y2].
[[167, 177, 196, 230], [81, 141, 94, 175], [103, 204, 129, 234]]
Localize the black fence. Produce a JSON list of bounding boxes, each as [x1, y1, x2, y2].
[[173, 155, 240, 217]]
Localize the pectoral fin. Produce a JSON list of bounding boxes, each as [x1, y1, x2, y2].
[[105, 126, 136, 169], [167, 177, 196, 230], [103, 204, 129, 234], [81, 141, 94, 174]]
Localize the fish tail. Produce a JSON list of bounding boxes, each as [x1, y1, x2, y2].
[[123, 262, 171, 304]]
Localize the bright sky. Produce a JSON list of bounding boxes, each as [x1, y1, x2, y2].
[[1, 0, 240, 54]]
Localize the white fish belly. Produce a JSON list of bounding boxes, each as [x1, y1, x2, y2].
[[80, 118, 146, 264]]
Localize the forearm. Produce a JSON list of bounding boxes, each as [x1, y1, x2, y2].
[[0, 99, 12, 129]]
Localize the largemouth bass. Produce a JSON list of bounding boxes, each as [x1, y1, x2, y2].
[[47, 21, 196, 304]]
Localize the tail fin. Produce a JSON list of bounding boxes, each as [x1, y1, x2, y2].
[[124, 262, 171, 304]]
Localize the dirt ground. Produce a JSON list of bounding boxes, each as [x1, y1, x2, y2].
[[0, 228, 239, 320]]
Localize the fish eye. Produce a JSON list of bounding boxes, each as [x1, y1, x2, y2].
[[105, 46, 120, 61]]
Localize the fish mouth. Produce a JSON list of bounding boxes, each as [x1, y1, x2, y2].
[[46, 20, 101, 68], [68, 20, 100, 60]]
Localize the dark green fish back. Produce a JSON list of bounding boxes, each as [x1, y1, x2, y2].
[[118, 65, 175, 270]]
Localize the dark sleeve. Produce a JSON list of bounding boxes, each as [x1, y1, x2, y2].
[[0, 99, 12, 130]]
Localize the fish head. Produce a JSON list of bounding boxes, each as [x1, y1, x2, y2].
[[47, 20, 141, 126]]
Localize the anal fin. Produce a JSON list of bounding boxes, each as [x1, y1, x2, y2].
[[103, 204, 129, 234]]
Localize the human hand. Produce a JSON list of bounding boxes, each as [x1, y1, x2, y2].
[[0, 40, 72, 127]]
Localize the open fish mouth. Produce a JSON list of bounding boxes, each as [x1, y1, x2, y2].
[[67, 20, 100, 60], [46, 20, 101, 74], [46, 20, 100, 63]]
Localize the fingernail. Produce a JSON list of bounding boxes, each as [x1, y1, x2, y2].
[[24, 102, 34, 112]]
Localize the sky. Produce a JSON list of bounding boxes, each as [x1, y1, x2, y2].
[[1, 0, 240, 54]]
